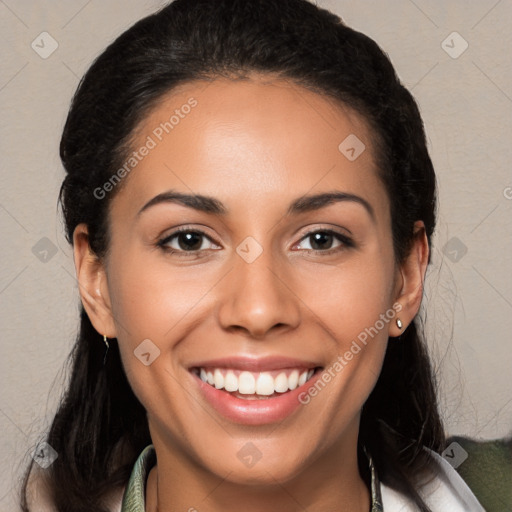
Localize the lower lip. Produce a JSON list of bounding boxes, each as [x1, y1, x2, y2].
[[191, 370, 322, 425]]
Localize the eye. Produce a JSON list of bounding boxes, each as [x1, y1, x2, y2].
[[293, 229, 353, 253], [157, 227, 220, 255]]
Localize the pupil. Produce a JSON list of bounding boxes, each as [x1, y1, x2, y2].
[[179, 232, 202, 251], [311, 232, 332, 250]]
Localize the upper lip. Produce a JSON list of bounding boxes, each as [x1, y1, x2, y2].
[[189, 355, 322, 372]]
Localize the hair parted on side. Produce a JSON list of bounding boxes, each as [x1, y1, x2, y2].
[[21, 1, 443, 511]]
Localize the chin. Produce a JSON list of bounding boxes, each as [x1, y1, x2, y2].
[[199, 443, 313, 486]]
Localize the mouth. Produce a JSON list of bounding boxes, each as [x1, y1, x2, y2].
[[187, 356, 325, 424], [190, 366, 322, 400]]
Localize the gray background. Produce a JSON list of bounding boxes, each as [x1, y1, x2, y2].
[[1, 1, 511, 510]]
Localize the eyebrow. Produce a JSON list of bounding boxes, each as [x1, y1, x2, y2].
[[288, 191, 375, 220], [137, 190, 375, 220]]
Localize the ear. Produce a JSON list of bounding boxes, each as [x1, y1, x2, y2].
[[389, 220, 429, 337], [72, 223, 117, 338]]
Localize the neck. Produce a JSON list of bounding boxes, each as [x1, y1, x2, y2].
[[145, 432, 371, 512]]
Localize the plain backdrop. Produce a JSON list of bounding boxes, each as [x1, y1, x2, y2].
[[1, 1, 511, 510]]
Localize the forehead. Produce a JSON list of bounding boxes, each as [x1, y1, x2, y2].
[[112, 75, 387, 217]]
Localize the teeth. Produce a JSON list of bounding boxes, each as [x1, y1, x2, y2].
[[196, 367, 317, 396], [255, 372, 274, 395], [274, 372, 289, 393], [288, 369, 299, 390], [238, 371, 255, 394], [224, 370, 238, 392], [213, 369, 224, 389]]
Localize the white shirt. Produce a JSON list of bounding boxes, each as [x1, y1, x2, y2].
[[380, 450, 485, 511]]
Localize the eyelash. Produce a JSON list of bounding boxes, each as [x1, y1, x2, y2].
[[156, 226, 354, 257]]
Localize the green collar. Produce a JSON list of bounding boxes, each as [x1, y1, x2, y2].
[[120, 444, 383, 511]]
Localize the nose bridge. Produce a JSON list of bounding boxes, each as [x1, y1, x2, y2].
[[217, 241, 300, 337]]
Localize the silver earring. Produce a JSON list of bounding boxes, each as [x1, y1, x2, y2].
[[396, 318, 403, 329], [103, 335, 110, 365]]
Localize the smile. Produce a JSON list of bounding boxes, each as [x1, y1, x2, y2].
[[188, 356, 324, 424], [192, 367, 317, 398]]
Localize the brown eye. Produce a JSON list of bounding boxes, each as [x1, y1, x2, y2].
[[158, 228, 221, 254], [294, 229, 353, 253], [308, 232, 335, 250], [174, 232, 203, 251]]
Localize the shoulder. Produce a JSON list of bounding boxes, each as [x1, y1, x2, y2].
[[379, 447, 486, 511], [25, 466, 56, 512], [445, 435, 512, 512], [25, 465, 125, 512]]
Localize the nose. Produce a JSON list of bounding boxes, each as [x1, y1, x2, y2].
[[216, 247, 301, 339]]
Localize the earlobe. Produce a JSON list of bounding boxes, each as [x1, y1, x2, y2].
[[389, 221, 429, 337], [72, 223, 117, 338]]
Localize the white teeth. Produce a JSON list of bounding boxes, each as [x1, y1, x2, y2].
[[213, 369, 224, 389], [288, 369, 299, 390], [224, 370, 238, 392], [196, 367, 316, 396], [255, 372, 275, 395], [238, 371, 255, 394], [274, 372, 289, 392]]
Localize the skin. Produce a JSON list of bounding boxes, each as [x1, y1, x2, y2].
[[73, 74, 429, 512]]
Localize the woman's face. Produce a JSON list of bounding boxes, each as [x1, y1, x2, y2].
[[78, 75, 418, 486]]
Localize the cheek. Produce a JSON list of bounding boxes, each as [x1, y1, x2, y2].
[[295, 248, 396, 408], [105, 250, 220, 403], [107, 250, 208, 342], [300, 250, 396, 345], [105, 256, 193, 419]]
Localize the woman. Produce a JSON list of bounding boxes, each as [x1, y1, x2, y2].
[[21, 0, 485, 510]]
